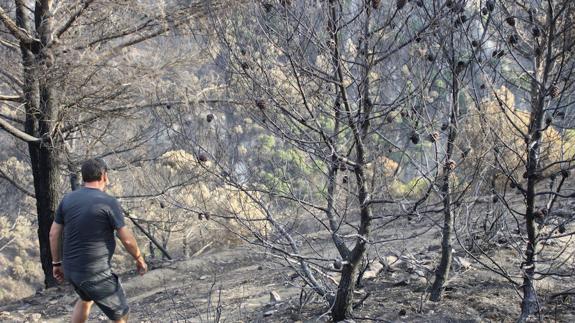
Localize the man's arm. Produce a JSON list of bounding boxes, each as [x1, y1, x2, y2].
[[49, 222, 64, 283], [117, 226, 147, 275]]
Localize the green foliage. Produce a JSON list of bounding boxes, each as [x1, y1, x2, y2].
[[389, 177, 428, 199], [258, 134, 276, 153]]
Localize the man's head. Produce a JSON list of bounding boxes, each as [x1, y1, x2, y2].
[[81, 158, 109, 190]]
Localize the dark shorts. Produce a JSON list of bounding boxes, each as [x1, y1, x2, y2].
[[69, 270, 129, 320]]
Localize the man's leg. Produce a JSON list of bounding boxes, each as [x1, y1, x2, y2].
[[71, 299, 93, 323], [113, 314, 128, 323]]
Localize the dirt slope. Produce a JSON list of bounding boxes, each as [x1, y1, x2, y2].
[[1, 217, 575, 322]]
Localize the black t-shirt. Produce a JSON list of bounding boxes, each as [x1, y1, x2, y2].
[[54, 187, 125, 280]]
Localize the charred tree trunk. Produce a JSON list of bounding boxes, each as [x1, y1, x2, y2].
[[518, 2, 556, 319], [331, 3, 373, 320], [16, 0, 60, 288], [519, 51, 546, 323], [29, 143, 61, 288], [518, 93, 544, 323], [430, 44, 460, 301], [332, 163, 371, 321], [332, 261, 360, 320]]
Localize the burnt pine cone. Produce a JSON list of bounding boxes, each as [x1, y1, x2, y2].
[[486, 0, 495, 12], [549, 85, 560, 98], [397, 0, 407, 10], [256, 99, 266, 110], [410, 132, 420, 145]]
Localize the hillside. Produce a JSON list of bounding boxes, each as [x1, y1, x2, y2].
[[1, 215, 574, 322]]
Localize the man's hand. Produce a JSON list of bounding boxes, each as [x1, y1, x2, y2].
[[136, 256, 148, 276], [53, 266, 64, 283], [49, 222, 64, 283], [117, 226, 148, 275]]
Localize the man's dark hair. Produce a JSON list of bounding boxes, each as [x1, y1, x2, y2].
[[81, 158, 108, 183]]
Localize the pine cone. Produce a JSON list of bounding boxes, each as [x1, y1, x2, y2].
[[397, 0, 407, 10], [486, 0, 495, 12], [509, 34, 518, 45], [256, 99, 266, 110], [198, 153, 208, 162], [410, 132, 420, 145], [532, 27, 541, 37], [549, 85, 560, 98]]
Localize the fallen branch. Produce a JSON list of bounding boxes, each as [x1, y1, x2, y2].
[[192, 241, 213, 258]]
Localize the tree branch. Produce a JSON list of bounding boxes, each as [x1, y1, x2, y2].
[[0, 5, 38, 45], [0, 111, 24, 125], [0, 117, 40, 142], [0, 168, 35, 198], [0, 94, 23, 102], [54, 0, 96, 39], [0, 37, 19, 50]]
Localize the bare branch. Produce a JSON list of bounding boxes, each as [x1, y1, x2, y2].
[[54, 0, 96, 39], [0, 167, 35, 198], [0, 117, 40, 143], [0, 5, 38, 45], [0, 94, 23, 102]]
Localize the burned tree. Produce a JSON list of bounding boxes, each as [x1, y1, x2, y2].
[[0, 0, 237, 287], [175, 0, 449, 320], [470, 0, 575, 320]]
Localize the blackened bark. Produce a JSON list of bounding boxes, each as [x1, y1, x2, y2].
[[519, 68, 545, 323], [330, 2, 373, 320], [332, 262, 359, 321], [16, 0, 60, 288], [430, 46, 460, 301], [30, 144, 60, 288], [518, 2, 556, 318]]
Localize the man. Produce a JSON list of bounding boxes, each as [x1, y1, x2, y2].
[[49, 158, 147, 323]]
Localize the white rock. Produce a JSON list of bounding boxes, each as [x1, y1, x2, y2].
[[269, 290, 281, 303], [263, 310, 276, 317], [454, 257, 472, 270], [29, 313, 42, 322], [381, 254, 401, 270], [363, 261, 384, 280]]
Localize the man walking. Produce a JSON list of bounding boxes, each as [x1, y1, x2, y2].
[[49, 158, 147, 323]]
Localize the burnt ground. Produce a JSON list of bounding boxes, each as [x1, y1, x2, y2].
[[1, 213, 575, 323]]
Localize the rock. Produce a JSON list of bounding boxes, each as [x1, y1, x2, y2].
[[28, 313, 42, 322], [414, 269, 426, 277], [381, 254, 401, 270], [263, 310, 276, 317], [199, 275, 209, 280], [454, 257, 472, 270], [393, 278, 410, 287], [409, 274, 427, 285], [269, 290, 281, 303], [363, 261, 384, 280]]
